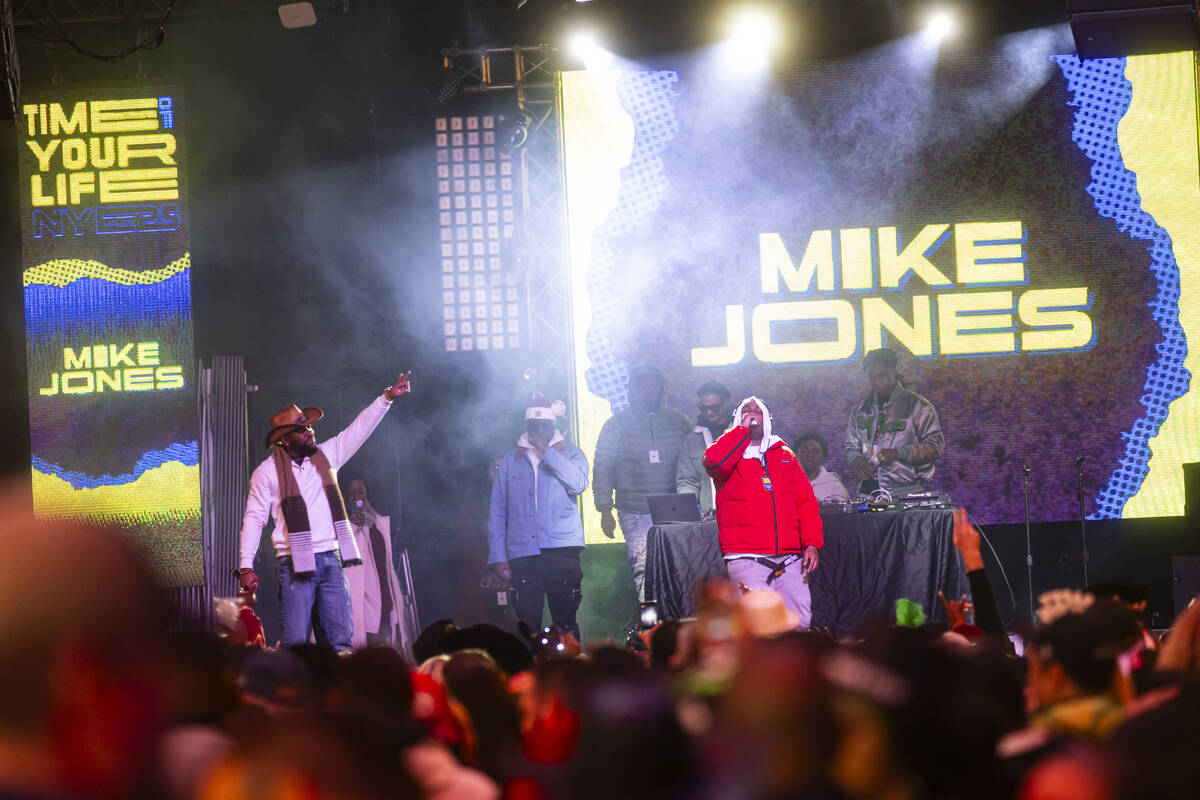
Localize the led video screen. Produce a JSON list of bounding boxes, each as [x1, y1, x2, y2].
[[562, 37, 1200, 536], [18, 88, 201, 585]]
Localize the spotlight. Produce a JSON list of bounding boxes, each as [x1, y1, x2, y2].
[[922, 8, 959, 42], [726, 7, 781, 53], [497, 110, 533, 151], [568, 31, 614, 68]]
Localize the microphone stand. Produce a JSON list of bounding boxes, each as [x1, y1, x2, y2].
[[1076, 457, 1089, 587], [1022, 464, 1034, 621]]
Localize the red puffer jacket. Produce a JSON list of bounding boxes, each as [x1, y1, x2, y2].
[[702, 426, 823, 555]]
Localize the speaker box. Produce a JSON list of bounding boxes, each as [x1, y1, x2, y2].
[[1172, 556, 1200, 617], [1067, 1, 1200, 59]]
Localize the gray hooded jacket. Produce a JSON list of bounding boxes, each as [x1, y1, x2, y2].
[[593, 368, 693, 515]]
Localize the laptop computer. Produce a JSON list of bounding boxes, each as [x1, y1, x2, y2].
[[646, 492, 702, 525]]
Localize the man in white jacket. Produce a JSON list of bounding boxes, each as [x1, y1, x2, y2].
[[343, 477, 407, 649]]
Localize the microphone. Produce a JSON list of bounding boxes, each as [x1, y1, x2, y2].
[[1074, 456, 1084, 467]]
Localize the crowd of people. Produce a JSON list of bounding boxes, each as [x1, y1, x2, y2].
[[4, 479, 1200, 800]]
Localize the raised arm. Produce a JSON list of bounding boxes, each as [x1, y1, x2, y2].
[[325, 372, 411, 468], [952, 508, 1008, 648], [542, 446, 589, 497], [703, 426, 750, 482]]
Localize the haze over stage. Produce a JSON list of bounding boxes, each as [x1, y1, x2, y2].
[[1, 1, 1198, 633]]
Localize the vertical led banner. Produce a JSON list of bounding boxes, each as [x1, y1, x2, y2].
[[434, 114, 523, 353], [18, 87, 201, 586]]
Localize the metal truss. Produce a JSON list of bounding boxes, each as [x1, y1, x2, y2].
[[9, 0, 291, 87], [441, 44, 573, 403], [11, 0, 287, 27]]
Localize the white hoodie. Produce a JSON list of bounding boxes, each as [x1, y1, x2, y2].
[[732, 396, 783, 460]]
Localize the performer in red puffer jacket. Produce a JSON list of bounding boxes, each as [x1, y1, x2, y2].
[[704, 396, 823, 628]]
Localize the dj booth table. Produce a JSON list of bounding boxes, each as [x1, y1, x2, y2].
[[643, 509, 969, 636]]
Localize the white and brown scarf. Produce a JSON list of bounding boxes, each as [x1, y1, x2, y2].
[[272, 448, 362, 578]]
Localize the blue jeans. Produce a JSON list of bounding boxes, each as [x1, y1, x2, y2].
[[278, 551, 353, 652]]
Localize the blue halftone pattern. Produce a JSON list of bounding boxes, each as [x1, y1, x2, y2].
[[32, 441, 199, 489], [584, 71, 680, 413], [24, 269, 193, 341], [1053, 55, 1189, 519]]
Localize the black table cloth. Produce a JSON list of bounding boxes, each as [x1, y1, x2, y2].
[[643, 509, 970, 636]]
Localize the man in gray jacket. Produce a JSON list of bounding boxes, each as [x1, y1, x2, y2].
[[845, 348, 945, 496], [676, 379, 733, 516], [593, 365, 693, 601]]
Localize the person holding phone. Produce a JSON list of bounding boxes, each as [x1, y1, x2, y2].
[[703, 396, 823, 628]]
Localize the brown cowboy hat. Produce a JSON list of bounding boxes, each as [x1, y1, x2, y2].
[[264, 404, 324, 448]]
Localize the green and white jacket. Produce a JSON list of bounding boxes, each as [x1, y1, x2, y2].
[[844, 383, 944, 492]]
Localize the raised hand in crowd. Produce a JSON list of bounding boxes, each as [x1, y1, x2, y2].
[[560, 631, 583, 658], [952, 507, 985, 571], [939, 591, 974, 629]]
